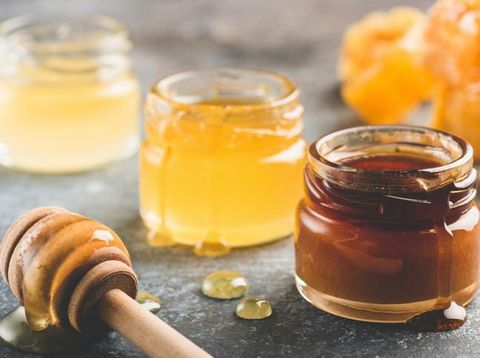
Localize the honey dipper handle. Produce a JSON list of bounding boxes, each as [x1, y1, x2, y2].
[[98, 289, 213, 358]]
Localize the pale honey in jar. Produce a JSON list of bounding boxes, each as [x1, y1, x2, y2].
[[0, 15, 140, 173]]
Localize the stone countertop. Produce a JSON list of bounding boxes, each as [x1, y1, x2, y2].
[[1, 0, 478, 357]]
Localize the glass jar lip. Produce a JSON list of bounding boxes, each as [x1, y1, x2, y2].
[[0, 14, 129, 53], [308, 125, 474, 193], [149, 68, 300, 113]]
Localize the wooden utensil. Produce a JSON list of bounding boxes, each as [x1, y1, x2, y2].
[[0, 207, 212, 358]]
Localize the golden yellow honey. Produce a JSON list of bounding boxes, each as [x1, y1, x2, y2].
[[0, 16, 139, 173], [431, 84, 480, 160], [140, 69, 306, 251]]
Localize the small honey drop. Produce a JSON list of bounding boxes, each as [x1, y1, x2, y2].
[[407, 301, 467, 332], [136, 291, 162, 314], [202, 271, 248, 299], [235, 296, 272, 320], [194, 235, 231, 257]]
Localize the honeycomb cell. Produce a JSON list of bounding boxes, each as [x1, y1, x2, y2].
[[430, 83, 480, 159], [342, 49, 434, 124], [339, 7, 425, 81], [424, 0, 480, 85], [339, 7, 434, 124]]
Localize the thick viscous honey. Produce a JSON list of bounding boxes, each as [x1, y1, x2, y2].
[[0, 208, 132, 332], [295, 126, 480, 324], [140, 69, 306, 253], [0, 207, 134, 352], [202, 271, 248, 300], [235, 297, 272, 320], [136, 291, 162, 314]]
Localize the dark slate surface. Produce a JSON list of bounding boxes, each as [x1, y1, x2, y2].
[[1, 0, 478, 357]]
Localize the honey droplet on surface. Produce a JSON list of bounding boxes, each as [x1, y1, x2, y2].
[[202, 271, 248, 299], [136, 291, 162, 314], [147, 228, 175, 247], [0, 306, 92, 354], [194, 235, 231, 257], [235, 296, 272, 320], [407, 301, 466, 332]]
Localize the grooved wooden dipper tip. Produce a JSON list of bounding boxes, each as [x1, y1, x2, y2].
[[0, 207, 212, 358]]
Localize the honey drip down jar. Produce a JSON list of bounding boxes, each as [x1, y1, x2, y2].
[[295, 125, 480, 323], [0, 15, 140, 173], [140, 68, 306, 249]]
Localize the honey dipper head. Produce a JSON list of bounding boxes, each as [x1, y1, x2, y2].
[[0, 206, 66, 284], [0, 207, 138, 335]]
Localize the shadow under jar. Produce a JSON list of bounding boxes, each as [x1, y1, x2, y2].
[[295, 125, 480, 323], [140, 69, 306, 255], [0, 15, 140, 173]]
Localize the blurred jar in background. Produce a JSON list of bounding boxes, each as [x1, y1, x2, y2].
[[140, 69, 306, 256], [0, 15, 140, 173]]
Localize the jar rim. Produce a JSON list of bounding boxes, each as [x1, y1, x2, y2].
[[149, 68, 300, 113], [0, 15, 132, 84], [0, 14, 129, 53], [308, 125, 474, 193]]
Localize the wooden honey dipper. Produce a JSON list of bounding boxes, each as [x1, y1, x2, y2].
[[0, 207, 212, 358]]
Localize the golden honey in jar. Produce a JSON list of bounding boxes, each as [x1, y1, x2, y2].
[[0, 15, 140, 173], [295, 126, 480, 323], [140, 69, 306, 252]]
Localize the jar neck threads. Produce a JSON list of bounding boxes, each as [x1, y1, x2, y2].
[[147, 68, 303, 129], [308, 125, 474, 194], [0, 15, 132, 85], [305, 126, 476, 223], [304, 166, 477, 223]]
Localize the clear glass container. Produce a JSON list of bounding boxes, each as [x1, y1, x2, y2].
[[0, 15, 140, 173], [140, 68, 306, 254], [295, 125, 480, 323]]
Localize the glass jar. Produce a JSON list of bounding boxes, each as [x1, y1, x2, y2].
[[140, 68, 306, 255], [0, 15, 140, 173], [295, 125, 480, 323]]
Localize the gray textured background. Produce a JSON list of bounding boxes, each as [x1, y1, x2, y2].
[[2, 0, 479, 357]]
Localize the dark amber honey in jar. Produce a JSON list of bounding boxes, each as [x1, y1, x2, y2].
[[295, 125, 480, 323]]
